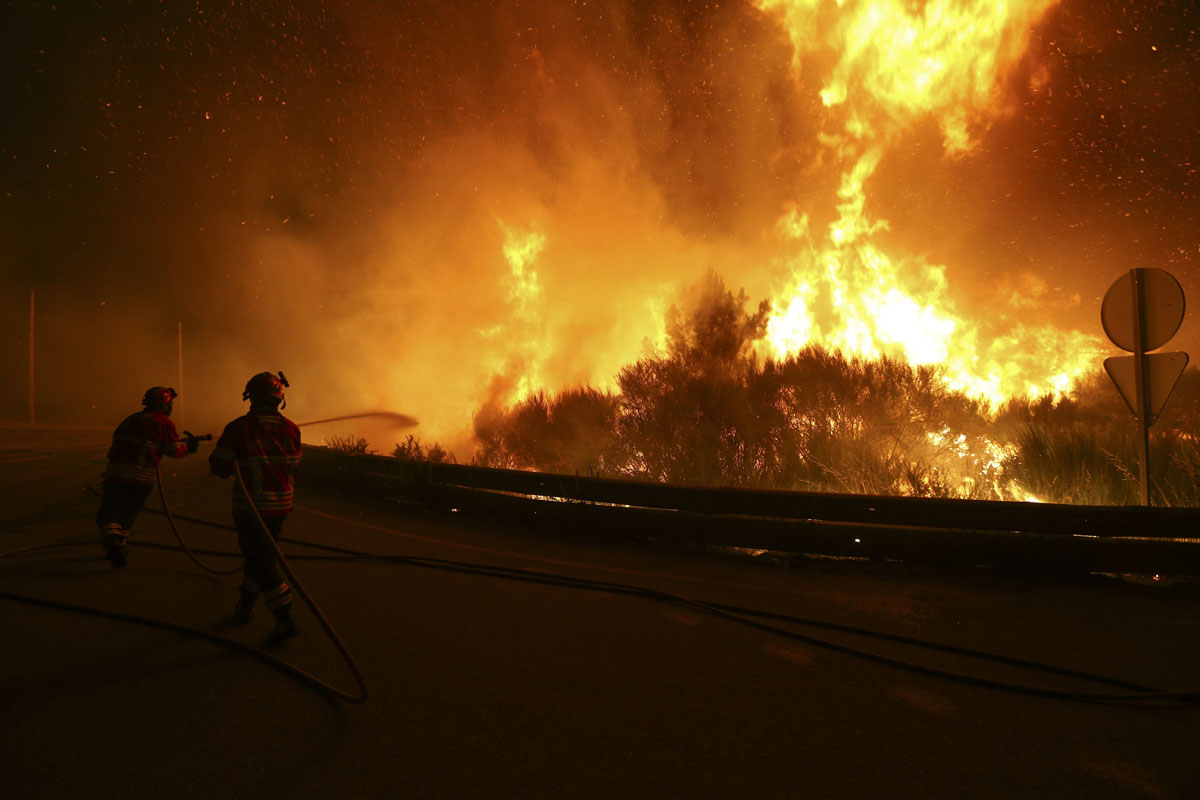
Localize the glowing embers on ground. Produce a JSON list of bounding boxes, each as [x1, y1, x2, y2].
[[924, 427, 1045, 502]]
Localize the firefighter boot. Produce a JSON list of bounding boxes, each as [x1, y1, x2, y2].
[[231, 589, 257, 626], [100, 524, 128, 569], [266, 606, 300, 645]]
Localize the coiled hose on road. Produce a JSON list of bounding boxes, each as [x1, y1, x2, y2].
[[230, 461, 368, 704], [3, 464, 368, 704], [2, 469, 1200, 706], [155, 463, 240, 576]]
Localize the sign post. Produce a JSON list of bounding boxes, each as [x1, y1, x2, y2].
[[178, 321, 184, 431], [29, 290, 35, 424], [1100, 268, 1187, 505]]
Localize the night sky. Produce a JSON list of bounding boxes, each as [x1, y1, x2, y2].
[[2, 0, 1198, 445]]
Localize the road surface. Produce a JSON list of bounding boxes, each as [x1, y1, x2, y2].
[[2, 432, 1199, 798]]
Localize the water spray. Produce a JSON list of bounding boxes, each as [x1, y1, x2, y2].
[[295, 411, 418, 429]]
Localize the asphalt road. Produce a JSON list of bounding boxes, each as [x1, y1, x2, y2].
[[2, 433, 1199, 799]]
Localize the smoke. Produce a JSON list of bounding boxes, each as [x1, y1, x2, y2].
[[194, 0, 812, 450]]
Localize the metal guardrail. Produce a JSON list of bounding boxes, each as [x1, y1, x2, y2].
[[300, 448, 1200, 575]]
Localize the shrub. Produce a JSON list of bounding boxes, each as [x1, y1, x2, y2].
[[324, 435, 376, 455], [393, 435, 455, 463]]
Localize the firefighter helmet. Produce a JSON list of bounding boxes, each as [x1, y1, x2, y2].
[[242, 371, 289, 405], [141, 386, 178, 410]]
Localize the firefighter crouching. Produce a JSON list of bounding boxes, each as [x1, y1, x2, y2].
[[209, 372, 302, 643], [97, 387, 201, 568]]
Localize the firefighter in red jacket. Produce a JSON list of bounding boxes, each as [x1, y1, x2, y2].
[[97, 387, 200, 568], [209, 372, 302, 643]]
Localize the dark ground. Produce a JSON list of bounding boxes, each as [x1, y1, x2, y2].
[[2, 429, 1199, 799]]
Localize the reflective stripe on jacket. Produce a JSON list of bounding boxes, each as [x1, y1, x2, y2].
[[209, 413, 302, 517], [103, 411, 186, 485]]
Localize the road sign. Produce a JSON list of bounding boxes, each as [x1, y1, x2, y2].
[[1100, 268, 1189, 504], [1101, 268, 1185, 352], [1104, 352, 1189, 427]]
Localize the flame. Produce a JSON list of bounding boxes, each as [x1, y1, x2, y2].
[[924, 427, 1046, 501], [500, 220, 546, 316], [756, 0, 1099, 406], [346, 0, 1107, 482], [487, 219, 549, 404], [758, 0, 1056, 153]]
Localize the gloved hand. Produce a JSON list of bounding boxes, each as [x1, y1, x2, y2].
[[182, 431, 211, 455]]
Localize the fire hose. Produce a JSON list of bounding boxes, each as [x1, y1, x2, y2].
[[228, 459, 367, 704], [3, 440, 1200, 705], [156, 439, 367, 703], [158, 432, 239, 576], [0, 409, 417, 704], [34, 444, 369, 704]]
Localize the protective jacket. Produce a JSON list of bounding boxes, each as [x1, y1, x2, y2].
[[209, 412, 302, 517], [103, 411, 187, 485]]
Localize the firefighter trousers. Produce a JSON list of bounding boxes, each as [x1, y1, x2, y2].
[[234, 513, 289, 603], [95, 479, 154, 535]]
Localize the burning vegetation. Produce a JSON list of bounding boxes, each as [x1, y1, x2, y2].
[[473, 270, 1200, 506], [460, 0, 1198, 505]]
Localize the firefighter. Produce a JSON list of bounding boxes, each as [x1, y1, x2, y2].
[[209, 371, 302, 643], [97, 387, 201, 568]]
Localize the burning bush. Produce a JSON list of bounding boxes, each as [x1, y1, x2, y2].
[[393, 434, 455, 464], [614, 342, 1002, 497], [472, 271, 1200, 506], [996, 370, 1200, 506], [474, 387, 624, 475]]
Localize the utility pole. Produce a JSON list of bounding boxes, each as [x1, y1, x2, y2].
[[29, 290, 35, 424], [178, 321, 184, 430]]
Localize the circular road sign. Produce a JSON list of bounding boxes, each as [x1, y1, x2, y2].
[[1101, 268, 1185, 353]]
